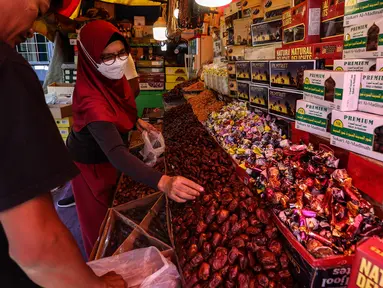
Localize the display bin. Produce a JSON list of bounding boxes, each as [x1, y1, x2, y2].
[[271, 211, 353, 288]]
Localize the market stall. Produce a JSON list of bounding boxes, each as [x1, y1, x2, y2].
[[41, 0, 383, 287]]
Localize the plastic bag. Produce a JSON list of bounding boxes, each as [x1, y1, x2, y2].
[[88, 247, 180, 288], [140, 131, 165, 167]]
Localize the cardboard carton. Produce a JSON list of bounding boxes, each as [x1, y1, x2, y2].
[[251, 61, 270, 85], [237, 81, 250, 101], [333, 59, 376, 71], [48, 104, 72, 119], [344, 0, 383, 27], [47, 82, 75, 98], [303, 70, 361, 111], [359, 72, 383, 115], [331, 110, 383, 162], [250, 84, 269, 110], [268, 88, 303, 120]]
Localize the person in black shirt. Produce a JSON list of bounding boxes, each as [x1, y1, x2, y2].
[[0, 1, 125, 287]]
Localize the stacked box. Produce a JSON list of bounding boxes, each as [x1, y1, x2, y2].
[[333, 59, 376, 71], [349, 237, 383, 288], [229, 80, 238, 98], [321, 0, 345, 42], [251, 19, 282, 46], [245, 43, 283, 60], [233, 18, 252, 45], [227, 45, 245, 61], [268, 88, 303, 120], [251, 61, 270, 85], [269, 60, 320, 90], [282, 0, 322, 46], [250, 85, 269, 110], [296, 99, 332, 138], [237, 82, 250, 101], [359, 72, 383, 115], [236, 61, 251, 81], [343, 19, 383, 59], [303, 70, 361, 111], [344, 0, 383, 27], [331, 110, 383, 161], [228, 62, 236, 79]]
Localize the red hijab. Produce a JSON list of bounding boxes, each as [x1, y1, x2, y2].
[[73, 20, 137, 133]]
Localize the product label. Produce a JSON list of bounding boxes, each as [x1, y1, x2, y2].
[[330, 110, 383, 161], [344, 0, 383, 26], [334, 59, 376, 71], [308, 8, 321, 35]]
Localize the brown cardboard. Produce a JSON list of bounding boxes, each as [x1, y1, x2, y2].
[[48, 104, 73, 119]]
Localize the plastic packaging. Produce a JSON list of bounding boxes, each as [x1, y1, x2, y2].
[[140, 131, 165, 166], [88, 246, 180, 288]]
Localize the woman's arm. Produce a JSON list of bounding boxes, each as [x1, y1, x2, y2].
[[88, 122, 204, 202]]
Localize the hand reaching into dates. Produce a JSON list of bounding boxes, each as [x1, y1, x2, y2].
[[136, 118, 158, 133], [99, 271, 126, 288], [158, 175, 204, 203]]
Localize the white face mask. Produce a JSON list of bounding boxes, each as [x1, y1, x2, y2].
[[77, 35, 128, 80], [97, 58, 128, 80]]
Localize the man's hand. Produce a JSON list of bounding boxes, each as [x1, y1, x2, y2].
[[100, 272, 126, 288], [158, 175, 204, 203], [136, 119, 158, 133]]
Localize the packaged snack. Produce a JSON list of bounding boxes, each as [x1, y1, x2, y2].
[[237, 81, 250, 101], [251, 19, 282, 46], [321, 0, 345, 42], [268, 88, 303, 120], [251, 61, 270, 85], [236, 61, 251, 81], [250, 84, 269, 110]]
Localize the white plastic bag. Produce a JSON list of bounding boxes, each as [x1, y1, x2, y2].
[[140, 131, 165, 166], [88, 247, 180, 288]]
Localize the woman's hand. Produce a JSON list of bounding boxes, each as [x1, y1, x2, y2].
[[158, 175, 204, 203], [136, 119, 158, 133]]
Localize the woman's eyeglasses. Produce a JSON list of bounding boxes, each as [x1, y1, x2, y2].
[[101, 50, 129, 65]]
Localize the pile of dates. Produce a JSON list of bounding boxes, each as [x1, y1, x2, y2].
[[163, 79, 199, 103], [113, 161, 165, 207], [164, 104, 293, 288]]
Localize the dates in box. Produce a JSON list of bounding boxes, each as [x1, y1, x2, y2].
[[236, 61, 251, 81], [321, 0, 345, 42], [251, 19, 282, 46], [237, 81, 250, 101], [349, 237, 383, 288], [282, 0, 322, 46], [251, 61, 270, 85]]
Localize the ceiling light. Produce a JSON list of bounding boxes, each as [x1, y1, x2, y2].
[[195, 0, 232, 8], [174, 8, 179, 19], [153, 17, 167, 41]]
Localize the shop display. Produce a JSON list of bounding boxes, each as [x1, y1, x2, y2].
[[331, 110, 383, 161], [349, 237, 383, 287], [282, 1, 321, 46], [321, 0, 345, 42], [251, 19, 282, 46], [343, 19, 383, 59], [344, 0, 383, 27], [227, 46, 245, 62], [268, 88, 303, 120], [236, 61, 251, 81], [237, 81, 250, 101], [164, 104, 293, 288], [188, 90, 225, 122], [359, 72, 383, 115], [333, 59, 376, 71], [303, 70, 361, 111], [269, 60, 319, 90], [251, 61, 270, 85], [295, 99, 332, 138], [250, 85, 269, 110], [275, 41, 343, 66]]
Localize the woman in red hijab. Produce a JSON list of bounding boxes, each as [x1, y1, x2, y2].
[[67, 20, 204, 256]]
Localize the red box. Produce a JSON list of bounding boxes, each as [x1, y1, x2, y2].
[[282, 0, 322, 47], [321, 0, 345, 42], [275, 41, 343, 67], [349, 237, 383, 288]]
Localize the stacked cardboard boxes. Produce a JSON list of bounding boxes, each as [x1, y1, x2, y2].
[[165, 67, 188, 90]]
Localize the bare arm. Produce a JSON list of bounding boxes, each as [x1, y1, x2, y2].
[[0, 193, 117, 288]]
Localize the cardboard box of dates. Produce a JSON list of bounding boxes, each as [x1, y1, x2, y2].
[[321, 0, 344, 42], [348, 237, 383, 288], [282, 0, 322, 46]]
